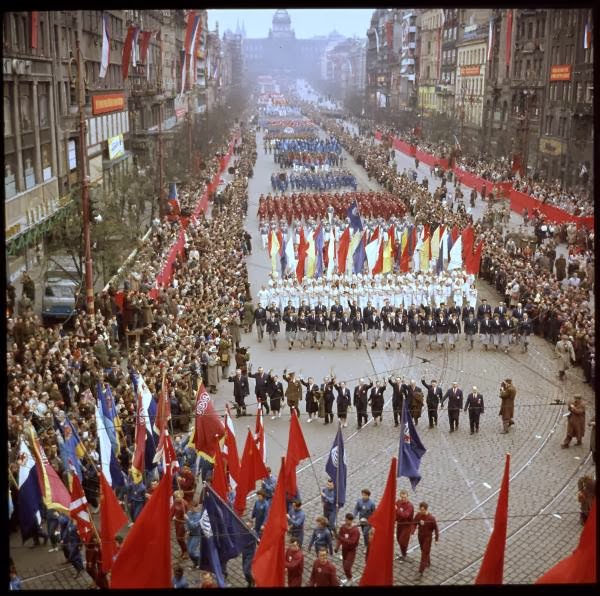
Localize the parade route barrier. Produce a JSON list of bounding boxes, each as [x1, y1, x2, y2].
[[374, 129, 594, 228], [148, 136, 237, 299], [509, 189, 594, 229], [453, 168, 513, 198]]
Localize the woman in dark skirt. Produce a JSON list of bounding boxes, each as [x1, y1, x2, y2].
[[268, 372, 284, 418], [301, 376, 320, 423], [368, 381, 386, 426]]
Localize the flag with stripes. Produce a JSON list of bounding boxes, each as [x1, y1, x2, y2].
[[99, 13, 110, 79]]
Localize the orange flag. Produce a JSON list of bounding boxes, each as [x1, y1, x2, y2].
[[475, 453, 510, 584]]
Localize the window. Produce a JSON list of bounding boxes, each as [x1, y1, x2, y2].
[[563, 81, 571, 102], [585, 83, 593, 103], [3, 88, 12, 136], [557, 116, 566, 137], [528, 22, 533, 39], [19, 84, 31, 130], [540, 18, 545, 37], [545, 114, 553, 135], [38, 84, 49, 127]]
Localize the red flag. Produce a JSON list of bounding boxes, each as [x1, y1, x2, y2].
[[188, 382, 225, 463], [122, 25, 137, 80], [254, 406, 266, 464], [211, 443, 229, 501], [111, 468, 172, 588], [28, 426, 70, 513], [222, 405, 240, 485], [536, 499, 596, 584], [400, 242, 410, 273], [337, 227, 351, 275], [251, 458, 287, 587], [360, 457, 397, 586], [388, 224, 396, 258], [450, 225, 460, 243], [31, 12, 38, 49], [467, 240, 484, 276], [233, 429, 269, 516], [139, 30, 152, 64], [100, 471, 128, 574], [284, 410, 310, 498], [296, 227, 309, 282], [372, 237, 385, 274], [461, 225, 475, 262], [131, 389, 146, 484], [475, 453, 510, 584], [69, 473, 95, 544]]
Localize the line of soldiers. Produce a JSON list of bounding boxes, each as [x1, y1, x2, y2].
[[270, 170, 356, 194], [257, 191, 406, 223], [251, 298, 533, 353]]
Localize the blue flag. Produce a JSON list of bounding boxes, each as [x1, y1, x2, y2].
[[200, 485, 258, 587], [397, 399, 427, 490], [97, 382, 119, 454], [168, 182, 178, 200], [314, 226, 324, 278], [347, 199, 363, 231], [325, 426, 347, 508], [352, 235, 366, 274], [61, 418, 84, 481], [17, 439, 44, 543]]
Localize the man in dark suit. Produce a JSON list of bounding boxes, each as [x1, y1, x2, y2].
[[228, 368, 250, 417], [248, 365, 270, 415], [421, 376, 443, 429], [464, 386, 484, 434], [441, 381, 463, 432], [477, 298, 492, 322]]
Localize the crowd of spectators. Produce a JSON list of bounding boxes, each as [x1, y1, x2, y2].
[[7, 125, 257, 520]]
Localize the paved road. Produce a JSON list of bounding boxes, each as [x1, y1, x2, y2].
[[12, 103, 595, 589]]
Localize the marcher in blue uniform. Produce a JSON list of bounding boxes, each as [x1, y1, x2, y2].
[[308, 516, 333, 554], [353, 489, 376, 548], [251, 490, 270, 535], [185, 501, 203, 569], [321, 478, 337, 531], [287, 500, 306, 547], [126, 475, 146, 523]]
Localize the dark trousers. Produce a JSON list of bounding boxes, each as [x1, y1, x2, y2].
[[342, 548, 357, 579], [393, 407, 401, 425], [257, 396, 270, 414], [468, 410, 481, 433], [448, 409, 460, 431], [428, 408, 438, 428], [418, 533, 433, 573], [357, 411, 368, 428]]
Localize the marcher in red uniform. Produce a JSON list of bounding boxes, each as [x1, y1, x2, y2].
[[284, 537, 305, 587], [395, 489, 415, 561], [308, 548, 339, 587], [170, 490, 189, 558], [85, 538, 109, 589], [176, 465, 196, 505], [412, 501, 439, 575], [335, 513, 360, 585]]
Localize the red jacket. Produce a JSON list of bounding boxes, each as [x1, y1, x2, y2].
[[336, 524, 360, 553], [395, 500, 415, 527], [309, 560, 338, 587], [284, 548, 304, 587]]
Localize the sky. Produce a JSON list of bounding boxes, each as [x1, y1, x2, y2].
[[208, 9, 374, 39]]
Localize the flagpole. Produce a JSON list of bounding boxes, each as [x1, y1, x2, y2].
[[8, 469, 19, 490], [335, 420, 341, 530]]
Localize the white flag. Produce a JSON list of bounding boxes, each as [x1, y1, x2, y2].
[[99, 13, 110, 79]]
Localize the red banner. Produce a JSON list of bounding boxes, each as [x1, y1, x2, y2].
[[415, 149, 449, 170], [392, 138, 416, 156], [509, 190, 594, 229]]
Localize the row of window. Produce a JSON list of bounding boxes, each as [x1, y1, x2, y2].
[[3, 82, 50, 137], [459, 76, 485, 95], [548, 81, 593, 104], [458, 47, 486, 66]]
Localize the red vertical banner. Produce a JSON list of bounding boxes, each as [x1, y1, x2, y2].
[[386, 21, 393, 49], [505, 9, 513, 67], [31, 12, 39, 49]]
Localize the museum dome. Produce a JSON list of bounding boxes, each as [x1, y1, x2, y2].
[[272, 9, 292, 27]]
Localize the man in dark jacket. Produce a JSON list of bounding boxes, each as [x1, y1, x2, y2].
[[248, 365, 270, 415], [441, 381, 463, 432], [228, 368, 250, 417], [464, 386, 484, 434], [421, 376, 443, 428], [353, 378, 373, 429]]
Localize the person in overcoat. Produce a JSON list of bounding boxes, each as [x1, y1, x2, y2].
[[499, 378, 516, 433], [561, 394, 586, 448], [283, 370, 303, 417]]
